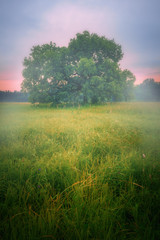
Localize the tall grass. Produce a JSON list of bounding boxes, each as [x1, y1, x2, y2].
[[0, 102, 160, 239]]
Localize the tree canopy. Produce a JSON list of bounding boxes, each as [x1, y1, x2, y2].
[[21, 31, 135, 104]]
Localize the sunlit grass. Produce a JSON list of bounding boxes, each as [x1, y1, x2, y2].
[[0, 102, 160, 239]]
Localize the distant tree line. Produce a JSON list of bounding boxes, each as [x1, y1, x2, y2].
[[0, 91, 29, 102], [21, 31, 136, 104], [0, 79, 159, 103], [134, 78, 160, 101]]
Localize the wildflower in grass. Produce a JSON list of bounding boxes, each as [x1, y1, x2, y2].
[[38, 185, 40, 188], [38, 168, 41, 171], [142, 154, 146, 158]]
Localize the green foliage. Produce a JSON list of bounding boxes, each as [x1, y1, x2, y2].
[[21, 31, 135, 104], [0, 102, 160, 239], [68, 30, 123, 63]]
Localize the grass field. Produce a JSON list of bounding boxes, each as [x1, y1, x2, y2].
[[0, 102, 160, 240]]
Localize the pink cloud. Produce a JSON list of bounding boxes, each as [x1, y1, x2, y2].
[[0, 69, 22, 91], [1, 2, 159, 91], [33, 3, 113, 46], [132, 68, 160, 85], [0, 3, 115, 91], [144, 70, 160, 83], [120, 51, 160, 85], [0, 80, 21, 91]]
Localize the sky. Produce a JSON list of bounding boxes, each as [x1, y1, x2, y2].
[[0, 0, 160, 91]]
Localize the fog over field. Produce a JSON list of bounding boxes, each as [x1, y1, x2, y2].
[[0, 1, 160, 239], [0, 102, 160, 239]]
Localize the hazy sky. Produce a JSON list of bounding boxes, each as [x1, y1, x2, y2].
[[0, 0, 160, 91]]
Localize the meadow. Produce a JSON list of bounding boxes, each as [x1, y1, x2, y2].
[[0, 102, 160, 240]]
